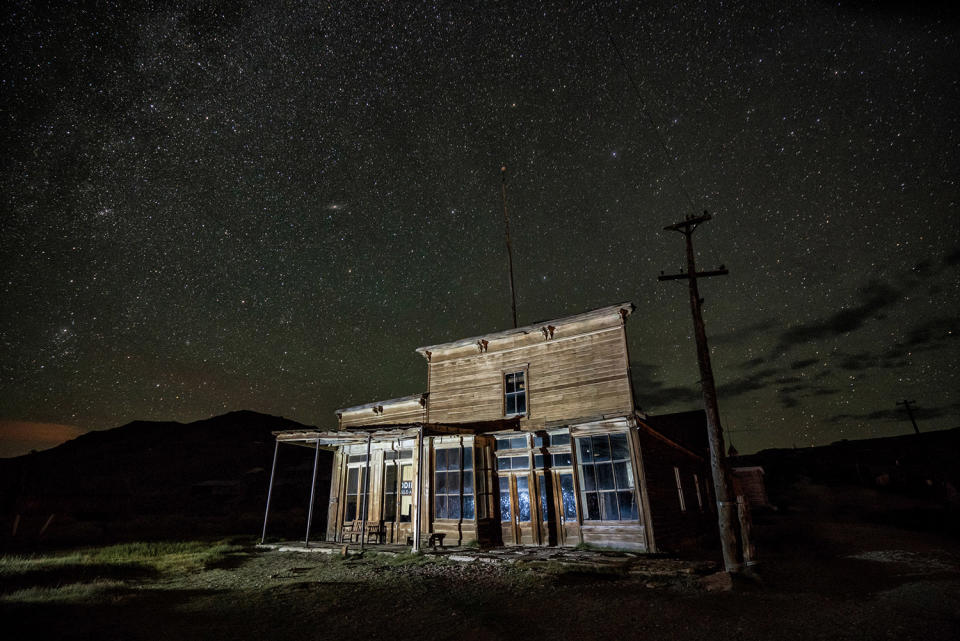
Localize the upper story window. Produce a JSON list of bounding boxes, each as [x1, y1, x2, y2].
[[504, 370, 526, 416]]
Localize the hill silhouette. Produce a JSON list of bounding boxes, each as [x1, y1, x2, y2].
[[0, 411, 330, 549]]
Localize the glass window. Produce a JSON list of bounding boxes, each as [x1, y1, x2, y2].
[[576, 433, 637, 521], [504, 371, 527, 416], [550, 433, 571, 447], [499, 476, 511, 522], [383, 465, 398, 521], [434, 447, 475, 520], [344, 467, 369, 522], [516, 476, 531, 522], [552, 453, 572, 467], [539, 475, 549, 522], [559, 473, 577, 520]]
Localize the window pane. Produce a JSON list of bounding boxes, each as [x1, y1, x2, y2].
[[515, 394, 526, 414], [447, 470, 460, 492], [577, 437, 593, 463], [560, 474, 577, 520], [581, 465, 596, 491], [384, 494, 396, 521], [345, 497, 357, 522], [516, 477, 531, 522], [463, 496, 475, 520], [534, 454, 544, 468], [499, 478, 511, 522], [435, 471, 447, 494], [399, 449, 412, 459], [533, 436, 544, 447], [614, 461, 634, 489], [510, 436, 527, 449], [601, 491, 619, 521], [539, 476, 549, 522], [462, 447, 473, 470], [385, 465, 397, 487], [610, 433, 630, 461], [512, 455, 529, 469], [550, 433, 570, 446], [498, 456, 510, 471], [592, 435, 611, 462], [435, 495, 447, 519], [495, 438, 512, 451], [618, 490, 638, 520], [596, 463, 615, 491], [506, 395, 516, 415], [583, 492, 600, 521], [448, 495, 461, 520], [463, 470, 474, 493], [553, 453, 572, 467], [347, 468, 358, 493], [515, 372, 525, 390]]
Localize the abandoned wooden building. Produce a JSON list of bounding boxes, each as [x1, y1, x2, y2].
[[264, 302, 716, 552]]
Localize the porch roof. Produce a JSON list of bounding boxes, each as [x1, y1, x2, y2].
[[273, 417, 522, 449]]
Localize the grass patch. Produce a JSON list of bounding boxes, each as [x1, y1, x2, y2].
[[376, 552, 446, 567], [0, 538, 247, 602]]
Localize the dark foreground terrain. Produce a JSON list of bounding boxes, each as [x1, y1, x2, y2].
[[2, 481, 959, 641]]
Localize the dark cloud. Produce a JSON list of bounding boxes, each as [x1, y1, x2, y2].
[[717, 368, 780, 398], [630, 361, 701, 411], [776, 281, 901, 352], [790, 358, 818, 369], [710, 319, 779, 346]]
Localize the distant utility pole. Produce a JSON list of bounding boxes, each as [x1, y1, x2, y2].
[[658, 211, 740, 574], [896, 400, 921, 435], [500, 166, 519, 328]]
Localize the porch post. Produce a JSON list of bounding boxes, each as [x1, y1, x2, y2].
[[260, 438, 280, 544], [304, 438, 321, 546], [360, 433, 372, 550], [412, 426, 424, 553]]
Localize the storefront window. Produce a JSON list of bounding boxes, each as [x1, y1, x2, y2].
[[434, 446, 474, 520], [576, 433, 638, 521]]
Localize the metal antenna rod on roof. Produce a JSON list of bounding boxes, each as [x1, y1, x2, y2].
[[500, 166, 519, 328]]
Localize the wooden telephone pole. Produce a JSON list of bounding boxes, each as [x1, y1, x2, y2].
[[897, 400, 921, 435], [658, 211, 740, 573]]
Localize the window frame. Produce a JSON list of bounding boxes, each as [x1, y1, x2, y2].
[[501, 365, 530, 418], [575, 432, 639, 522], [433, 445, 475, 521]]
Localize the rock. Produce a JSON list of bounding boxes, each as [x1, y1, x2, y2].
[[700, 571, 734, 592]]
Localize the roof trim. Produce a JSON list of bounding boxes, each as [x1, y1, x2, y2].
[[336, 393, 425, 415], [415, 302, 634, 356]]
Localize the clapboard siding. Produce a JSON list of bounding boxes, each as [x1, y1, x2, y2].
[[427, 320, 632, 425], [340, 400, 425, 427]]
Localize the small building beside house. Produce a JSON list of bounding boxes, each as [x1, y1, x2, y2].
[[270, 302, 716, 552]]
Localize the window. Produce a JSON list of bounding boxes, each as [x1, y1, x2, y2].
[[344, 467, 369, 522], [434, 447, 474, 520], [576, 433, 638, 521], [383, 465, 398, 521], [504, 370, 526, 416], [674, 466, 686, 512]]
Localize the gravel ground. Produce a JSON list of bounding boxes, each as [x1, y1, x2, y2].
[[3, 495, 960, 641]]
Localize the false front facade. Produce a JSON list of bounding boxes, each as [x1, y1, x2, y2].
[[273, 302, 714, 552]]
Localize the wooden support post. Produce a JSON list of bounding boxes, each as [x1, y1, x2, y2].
[[412, 426, 424, 553], [260, 439, 280, 544], [360, 433, 372, 551], [305, 438, 321, 546], [737, 495, 758, 568]]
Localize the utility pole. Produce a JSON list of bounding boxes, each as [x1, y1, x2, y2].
[[500, 166, 519, 328], [896, 400, 921, 435], [658, 211, 740, 573]]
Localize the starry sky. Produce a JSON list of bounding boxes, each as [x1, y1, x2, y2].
[[2, 1, 958, 457]]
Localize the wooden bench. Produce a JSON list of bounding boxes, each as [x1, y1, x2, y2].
[[406, 532, 446, 549], [340, 520, 363, 543], [365, 521, 386, 544]]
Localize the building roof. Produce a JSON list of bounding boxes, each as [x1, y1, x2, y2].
[[414, 302, 634, 356], [336, 393, 425, 416]]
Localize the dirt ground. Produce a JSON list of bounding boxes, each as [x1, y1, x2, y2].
[[3, 485, 959, 641]]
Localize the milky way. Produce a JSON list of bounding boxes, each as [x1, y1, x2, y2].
[[2, 1, 958, 453]]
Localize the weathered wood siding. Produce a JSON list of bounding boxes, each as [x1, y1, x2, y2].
[[339, 398, 426, 427], [636, 428, 716, 553], [426, 314, 633, 427]]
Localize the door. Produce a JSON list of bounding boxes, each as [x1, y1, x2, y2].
[[537, 470, 580, 546], [499, 473, 535, 545]]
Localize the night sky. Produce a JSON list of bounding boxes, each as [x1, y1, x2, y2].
[[2, 1, 958, 457]]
